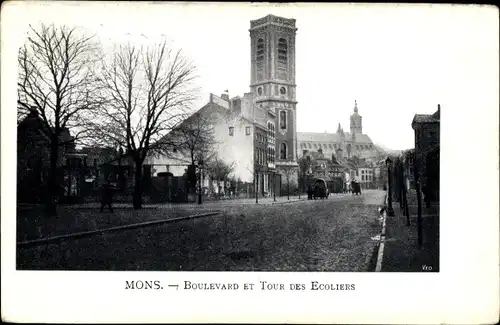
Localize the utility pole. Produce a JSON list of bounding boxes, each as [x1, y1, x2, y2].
[[273, 172, 276, 202], [413, 156, 423, 248], [255, 170, 259, 204]]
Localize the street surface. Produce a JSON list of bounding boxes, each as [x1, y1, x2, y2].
[[17, 190, 385, 271]]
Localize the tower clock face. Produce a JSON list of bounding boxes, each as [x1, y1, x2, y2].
[[258, 87, 263, 96], [279, 86, 286, 95]]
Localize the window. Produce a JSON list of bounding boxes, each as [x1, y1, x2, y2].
[[280, 142, 287, 160], [256, 38, 265, 63], [229, 127, 234, 136], [277, 38, 288, 70], [313, 143, 318, 149], [308, 143, 312, 149], [280, 110, 286, 129], [245, 126, 251, 135], [362, 175, 365, 181]]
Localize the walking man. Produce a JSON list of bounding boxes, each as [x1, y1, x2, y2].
[[100, 179, 114, 213]]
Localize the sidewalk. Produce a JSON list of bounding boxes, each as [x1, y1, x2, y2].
[[61, 194, 308, 209], [381, 194, 439, 272], [17, 204, 220, 243], [16, 195, 309, 243]]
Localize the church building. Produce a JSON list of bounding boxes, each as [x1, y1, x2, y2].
[[298, 100, 378, 161]]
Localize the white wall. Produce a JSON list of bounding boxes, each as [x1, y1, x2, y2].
[[147, 94, 255, 183], [213, 114, 254, 183]]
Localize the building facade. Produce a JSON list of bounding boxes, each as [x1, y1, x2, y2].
[[412, 104, 440, 202], [249, 14, 299, 188]]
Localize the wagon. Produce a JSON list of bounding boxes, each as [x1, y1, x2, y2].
[[313, 178, 329, 199], [351, 181, 361, 195]]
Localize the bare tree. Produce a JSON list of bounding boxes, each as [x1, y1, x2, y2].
[[17, 24, 104, 215], [205, 155, 235, 200], [281, 167, 298, 200], [171, 108, 218, 166], [94, 41, 198, 209], [298, 155, 313, 192]]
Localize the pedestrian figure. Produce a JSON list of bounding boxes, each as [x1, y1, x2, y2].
[[100, 179, 114, 213], [422, 184, 430, 208], [307, 184, 313, 200]]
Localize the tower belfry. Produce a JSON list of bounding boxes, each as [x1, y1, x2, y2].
[[249, 14, 298, 167], [350, 100, 362, 135]]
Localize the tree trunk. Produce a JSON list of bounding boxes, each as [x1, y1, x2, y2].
[[133, 160, 143, 209], [45, 141, 59, 216]]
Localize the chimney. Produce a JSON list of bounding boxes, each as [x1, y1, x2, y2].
[[221, 89, 230, 102]]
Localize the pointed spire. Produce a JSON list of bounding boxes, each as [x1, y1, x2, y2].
[[337, 123, 342, 134], [354, 100, 358, 113]]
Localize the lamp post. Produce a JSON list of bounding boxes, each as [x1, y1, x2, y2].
[[385, 157, 395, 216], [197, 159, 203, 205], [273, 171, 277, 202], [255, 169, 259, 204]]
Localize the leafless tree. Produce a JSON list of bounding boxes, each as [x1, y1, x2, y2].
[[298, 155, 313, 192], [281, 167, 298, 200], [205, 155, 235, 200], [170, 107, 218, 166], [17, 24, 104, 215], [94, 40, 198, 209]]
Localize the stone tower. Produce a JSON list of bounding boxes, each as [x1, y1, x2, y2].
[[350, 100, 362, 135], [249, 14, 298, 185]]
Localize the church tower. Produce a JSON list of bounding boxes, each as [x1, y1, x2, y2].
[[249, 15, 298, 178], [350, 100, 362, 135]]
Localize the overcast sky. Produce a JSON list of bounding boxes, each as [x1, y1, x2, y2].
[[6, 2, 498, 150]]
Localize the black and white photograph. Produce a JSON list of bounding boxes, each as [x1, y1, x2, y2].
[[2, 2, 498, 324]]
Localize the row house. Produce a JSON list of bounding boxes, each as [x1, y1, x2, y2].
[[411, 104, 440, 203]]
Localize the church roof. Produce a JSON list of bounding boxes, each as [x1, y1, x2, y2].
[[297, 132, 373, 144], [412, 114, 439, 124]]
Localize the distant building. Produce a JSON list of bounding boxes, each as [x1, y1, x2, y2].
[[298, 101, 380, 161], [300, 148, 346, 193]]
